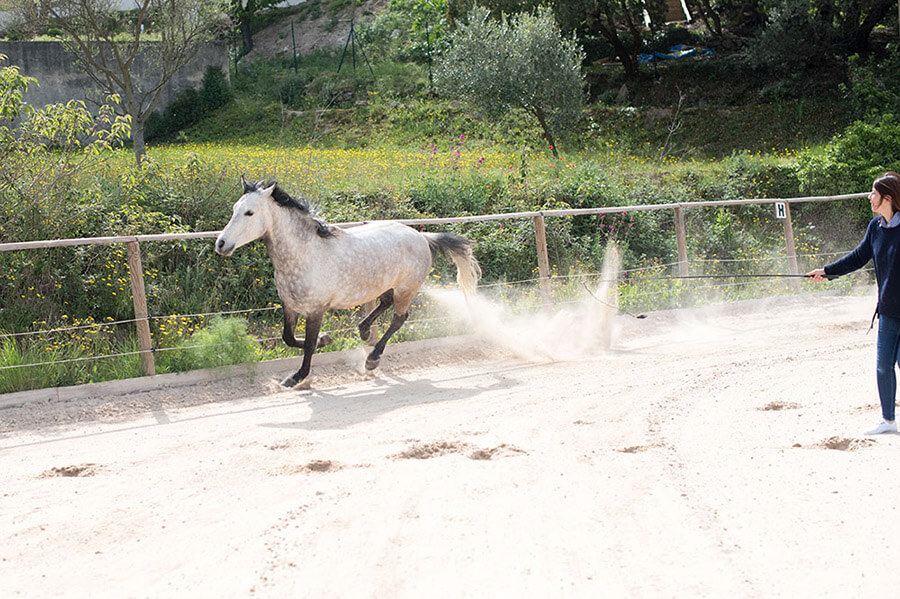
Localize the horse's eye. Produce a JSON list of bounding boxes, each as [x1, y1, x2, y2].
[[244, 210, 254, 216]]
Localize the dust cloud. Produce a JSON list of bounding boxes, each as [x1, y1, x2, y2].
[[427, 244, 624, 362]]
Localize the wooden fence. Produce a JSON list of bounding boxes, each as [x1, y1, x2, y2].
[[0, 192, 868, 377]]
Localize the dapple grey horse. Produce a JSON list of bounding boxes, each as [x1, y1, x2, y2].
[[215, 178, 481, 387]]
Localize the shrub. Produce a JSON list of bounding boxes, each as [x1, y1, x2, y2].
[[406, 169, 503, 216], [644, 24, 700, 54], [797, 116, 900, 197], [722, 152, 801, 199], [843, 48, 900, 121], [159, 317, 258, 373], [200, 66, 234, 111], [276, 71, 313, 109], [743, 0, 831, 76], [146, 66, 233, 141], [358, 0, 449, 64]]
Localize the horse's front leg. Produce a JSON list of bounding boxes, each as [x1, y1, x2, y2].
[[282, 311, 324, 388], [282, 307, 332, 350], [366, 311, 409, 371]]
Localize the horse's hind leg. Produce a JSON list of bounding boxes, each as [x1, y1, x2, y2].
[[358, 290, 393, 343], [366, 311, 409, 370], [283, 307, 332, 350], [282, 312, 324, 388]]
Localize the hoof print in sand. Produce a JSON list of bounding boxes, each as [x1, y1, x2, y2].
[[760, 401, 801, 411], [393, 440, 526, 461], [274, 459, 347, 475], [40, 463, 99, 478], [264, 440, 293, 451], [468, 444, 528, 460], [304, 459, 338, 472], [816, 436, 874, 451], [616, 445, 652, 454]]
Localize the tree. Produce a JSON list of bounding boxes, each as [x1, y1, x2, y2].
[[9, 0, 53, 38], [435, 6, 584, 158], [449, 0, 665, 80], [810, 0, 894, 55], [39, 0, 229, 165], [231, 0, 282, 55], [553, 0, 668, 80], [447, 0, 538, 23], [0, 53, 131, 241], [744, 0, 895, 76]]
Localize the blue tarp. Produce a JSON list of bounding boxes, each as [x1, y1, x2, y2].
[[638, 44, 714, 63]]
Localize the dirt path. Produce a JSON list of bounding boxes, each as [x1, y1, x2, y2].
[[2, 291, 897, 597]]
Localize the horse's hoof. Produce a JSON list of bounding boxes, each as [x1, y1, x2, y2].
[[317, 334, 333, 348], [358, 326, 370, 342], [365, 358, 380, 371], [281, 376, 312, 389]]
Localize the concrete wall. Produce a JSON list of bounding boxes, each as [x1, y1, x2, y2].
[[0, 41, 229, 114]]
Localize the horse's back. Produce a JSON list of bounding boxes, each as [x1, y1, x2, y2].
[[342, 221, 430, 259], [316, 221, 431, 309]]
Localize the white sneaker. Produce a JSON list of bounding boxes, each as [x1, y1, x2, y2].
[[866, 420, 898, 435]]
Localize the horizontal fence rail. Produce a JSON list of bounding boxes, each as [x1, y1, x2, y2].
[[0, 193, 867, 253], [0, 192, 870, 379]]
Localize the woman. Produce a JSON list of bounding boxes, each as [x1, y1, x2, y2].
[[808, 172, 900, 435]]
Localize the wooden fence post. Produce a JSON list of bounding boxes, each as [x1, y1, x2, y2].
[[674, 205, 689, 277], [781, 201, 800, 276], [532, 213, 553, 307], [126, 240, 156, 376]]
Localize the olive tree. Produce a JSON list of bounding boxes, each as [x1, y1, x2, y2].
[[435, 5, 584, 158], [448, 0, 663, 80], [41, 0, 230, 165]]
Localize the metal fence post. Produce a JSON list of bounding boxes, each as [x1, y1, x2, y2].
[[781, 201, 800, 276], [126, 240, 156, 376], [532, 213, 553, 307], [674, 205, 689, 276]]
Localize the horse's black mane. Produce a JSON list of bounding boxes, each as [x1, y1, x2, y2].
[[250, 180, 335, 238]]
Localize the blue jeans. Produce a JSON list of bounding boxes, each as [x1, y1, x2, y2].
[[876, 314, 900, 421]]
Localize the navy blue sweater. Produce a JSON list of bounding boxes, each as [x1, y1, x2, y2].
[[825, 217, 900, 317]]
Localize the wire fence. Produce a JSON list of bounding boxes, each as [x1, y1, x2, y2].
[[0, 255, 873, 375]]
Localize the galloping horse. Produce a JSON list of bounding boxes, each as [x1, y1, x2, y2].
[[215, 178, 481, 387]]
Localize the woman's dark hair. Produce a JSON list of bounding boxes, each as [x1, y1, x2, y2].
[[874, 172, 900, 213]]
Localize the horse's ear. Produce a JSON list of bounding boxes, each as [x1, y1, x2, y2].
[[261, 181, 277, 196], [241, 175, 253, 193]]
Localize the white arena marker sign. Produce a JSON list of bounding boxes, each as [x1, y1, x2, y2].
[[775, 202, 787, 219]]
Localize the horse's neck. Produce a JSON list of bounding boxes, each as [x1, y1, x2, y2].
[[263, 214, 315, 271]]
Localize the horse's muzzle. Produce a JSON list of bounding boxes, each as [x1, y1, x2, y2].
[[215, 237, 234, 256]]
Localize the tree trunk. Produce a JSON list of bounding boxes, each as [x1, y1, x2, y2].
[[690, 0, 722, 36], [590, 9, 640, 80], [532, 106, 559, 159], [845, 0, 894, 55], [132, 117, 147, 166], [240, 16, 254, 55], [618, 51, 639, 80]]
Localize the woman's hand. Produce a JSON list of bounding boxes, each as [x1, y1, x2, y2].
[[806, 268, 827, 282]]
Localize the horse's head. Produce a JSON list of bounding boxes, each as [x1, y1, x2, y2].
[[215, 177, 277, 256]]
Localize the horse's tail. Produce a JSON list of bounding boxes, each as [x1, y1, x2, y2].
[[424, 232, 482, 299]]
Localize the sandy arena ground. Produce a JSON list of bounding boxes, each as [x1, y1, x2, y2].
[[2, 290, 899, 598]]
